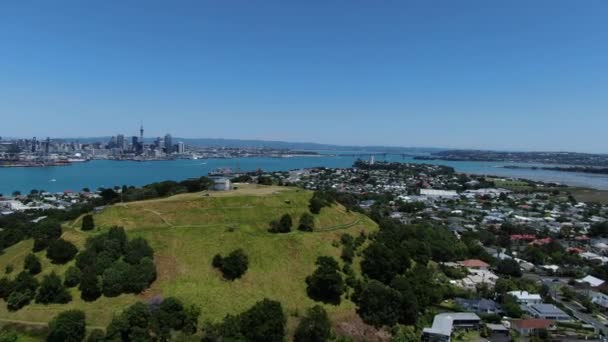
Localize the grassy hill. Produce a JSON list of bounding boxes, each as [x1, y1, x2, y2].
[[0, 184, 378, 335]]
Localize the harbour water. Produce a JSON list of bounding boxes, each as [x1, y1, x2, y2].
[[1, 154, 608, 195]]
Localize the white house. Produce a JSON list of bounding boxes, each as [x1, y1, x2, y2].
[[508, 291, 542, 306]]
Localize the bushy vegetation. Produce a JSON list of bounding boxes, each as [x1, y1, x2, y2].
[[305, 256, 345, 304], [105, 297, 200, 341], [23, 253, 41, 275], [46, 238, 78, 264], [212, 249, 249, 280], [353, 218, 470, 327], [202, 298, 285, 342], [496, 258, 523, 277], [47, 310, 86, 342], [298, 213, 315, 232], [4, 271, 39, 311], [81, 214, 95, 231], [35, 272, 71, 304], [268, 214, 293, 233], [75, 226, 156, 301], [0, 205, 93, 255], [99, 176, 214, 204], [294, 305, 332, 342]]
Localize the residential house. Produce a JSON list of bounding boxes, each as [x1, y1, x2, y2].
[[511, 319, 555, 337], [507, 291, 542, 306], [458, 259, 490, 271], [526, 304, 571, 321], [422, 313, 481, 342], [455, 298, 502, 315]]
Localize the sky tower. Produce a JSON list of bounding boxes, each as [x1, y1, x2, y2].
[[140, 123, 144, 144]]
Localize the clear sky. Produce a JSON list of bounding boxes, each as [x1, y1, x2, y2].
[[1, 1, 607, 153]]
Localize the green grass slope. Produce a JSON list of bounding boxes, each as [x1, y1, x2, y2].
[[0, 185, 378, 333]]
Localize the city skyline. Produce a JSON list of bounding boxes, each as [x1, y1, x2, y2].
[[2, 1, 607, 153]]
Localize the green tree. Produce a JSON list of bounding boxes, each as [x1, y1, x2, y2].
[[36, 272, 71, 304], [47, 310, 86, 342], [0, 277, 14, 300], [355, 280, 404, 327], [24, 253, 41, 275], [305, 256, 345, 304], [46, 239, 78, 264], [124, 257, 156, 293], [6, 290, 34, 311], [496, 259, 523, 277], [239, 299, 286, 342], [214, 249, 249, 280], [101, 260, 130, 297], [183, 304, 202, 335], [294, 305, 332, 342], [124, 237, 154, 264], [81, 214, 95, 231], [79, 267, 101, 301], [298, 213, 315, 232], [64, 266, 82, 288]]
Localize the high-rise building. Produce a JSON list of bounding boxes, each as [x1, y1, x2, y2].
[[164, 134, 173, 154], [131, 136, 139, 152], [117, 134, 126, 150], [177, 141, 185, 154]]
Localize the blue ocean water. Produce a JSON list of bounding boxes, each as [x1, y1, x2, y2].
[[1, 154, 608, 195]]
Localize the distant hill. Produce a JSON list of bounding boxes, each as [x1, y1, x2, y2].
[[49, 136, 443, 154]]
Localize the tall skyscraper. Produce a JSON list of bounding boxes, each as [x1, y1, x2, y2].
[[117, 134, 125, 150], [164, 134, 173, 154], [177, 141, 185, 154]]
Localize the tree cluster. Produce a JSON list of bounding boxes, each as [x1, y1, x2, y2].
[[98, 176, 214, 204], [353, 219, 468, 327], [0, 271, 43, 311], [75, 226, 156, 301], [354, 264, 442, 327], [212, 249, 249, 280], [203, 298, 286, 342], [339, 233, 366, 264], [100, 297, 200, 341]]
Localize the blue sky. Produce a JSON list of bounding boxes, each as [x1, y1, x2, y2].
[[1, 1, 607, 152]]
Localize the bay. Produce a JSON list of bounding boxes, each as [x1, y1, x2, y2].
[[1, 154, 608, 195]]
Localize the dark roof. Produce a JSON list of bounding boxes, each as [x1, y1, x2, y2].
[[455, 298, 501, 312]]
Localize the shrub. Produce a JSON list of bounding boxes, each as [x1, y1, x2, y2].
[[298, 213, 315, 232], [213, 249, 249, 280], [294, 305, 331, 342], [64, 266, 82, 287], [24, 253, 41, 275], [81, 214, 95, 231], [0, 277, 14, 299], [268, 214, 293, 233], [46, 239, 78, 264]]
